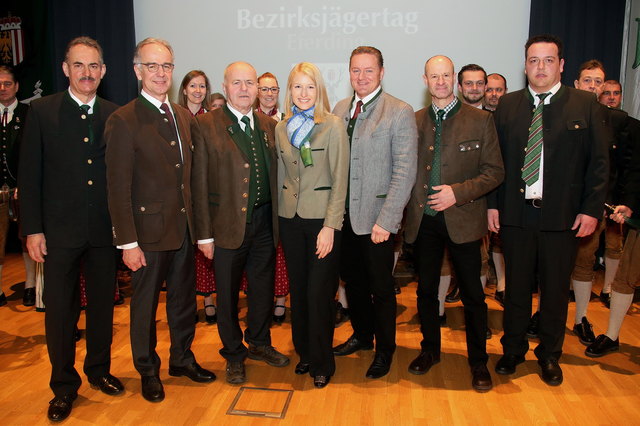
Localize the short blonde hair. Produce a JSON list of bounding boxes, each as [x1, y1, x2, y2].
[[283, 62, 330, 124]]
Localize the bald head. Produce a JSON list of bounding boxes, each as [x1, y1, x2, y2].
[[423, 55, 456, 107], [223, 61, 258, 114]]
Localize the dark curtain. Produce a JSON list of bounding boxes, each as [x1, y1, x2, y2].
[[50, 0, 137, 105], [529, 0, 627, 85]]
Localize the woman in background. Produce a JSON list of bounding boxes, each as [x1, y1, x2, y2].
[[209, 92, 226, 110], [179, 70, 217, 323], [276, 62, 349, 388]]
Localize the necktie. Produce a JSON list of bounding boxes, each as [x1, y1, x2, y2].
[[425, 109, 446, 216], [352, 100, 363, 120], [1, 107, 7, 127], [79, 104, 93, 143], [160, 103, 178, 140], [241, 115, 252, 137], [521, 92, 550, 185]]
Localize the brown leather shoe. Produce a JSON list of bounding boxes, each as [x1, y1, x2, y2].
[[408, 351, 440, 375], [226, 361, 246, 384], [248, 344, 290, 367], [471, 364, 493, 392]]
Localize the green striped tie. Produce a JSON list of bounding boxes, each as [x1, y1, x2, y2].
[[521, 92, 550, 185]]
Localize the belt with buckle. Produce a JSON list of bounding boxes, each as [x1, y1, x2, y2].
[[525, 198, 543, 208]]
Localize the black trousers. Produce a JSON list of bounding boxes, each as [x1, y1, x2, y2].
[[279, 216, 340, 376], [214, 203, 275, 362], [340, 214, 396, 356], [500, 205, 579, 361], [414, 213, 488, 366], [130, 232, 196, 376], [43, 244, 117, 397]]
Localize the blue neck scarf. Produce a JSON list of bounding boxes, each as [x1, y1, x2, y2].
[[286, 105, 315, 167]]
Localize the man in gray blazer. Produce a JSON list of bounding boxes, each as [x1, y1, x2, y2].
[[332, 46, 418, 379]]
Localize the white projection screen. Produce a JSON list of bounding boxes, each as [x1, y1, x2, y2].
[[133, 0, 531, 110]]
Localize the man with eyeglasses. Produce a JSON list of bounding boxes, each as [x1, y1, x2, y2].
[[105, 37, 215, 403], [256, 72, 284, 121], [192, 61, 286, 385], [19, 36, 123, 422]]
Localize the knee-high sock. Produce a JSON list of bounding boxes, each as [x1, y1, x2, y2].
[[572, 279, 593, 323], [438, 275, 450, 316], [492, 252, 505, 292], [602, 257, 620, 294], [337, 281, 348, 308], [23, 252, 37, 289], [605, 291, 634, 341]]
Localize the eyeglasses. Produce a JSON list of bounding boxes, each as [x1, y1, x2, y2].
[[135, 62, 175, 73], [258, 87, 280, 94]]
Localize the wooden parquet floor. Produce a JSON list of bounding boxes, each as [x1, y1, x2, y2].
[[0, 252, 638, 425]]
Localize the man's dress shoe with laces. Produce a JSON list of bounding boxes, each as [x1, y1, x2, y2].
[[573, 316, 596, 345], [47, 393, 77, 422], [585, 334, 620, 357], [169, 362, 216, 382], [333, 336, 374, 356], [226, 361, 246, 384], [248, 344, 290, 367], [295, 362, 310, 375], [88, 374, 125, 395], [141, 375, 164, 402], [407, 351, 440, 375], [313, 375, 331, 388]]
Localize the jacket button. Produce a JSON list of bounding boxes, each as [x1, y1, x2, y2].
[[293, 160, 297, 165], [241, 207, 247, 212], [423, 184, 428, 189], [242, 193, 248, 198], [574, 124, 579, 129], [140, 206, 146, 211], [295, 177, 299, 182], [81, 114, 87, 120], [244, 163, 250, 168], [419, 204, 424, 208], [175, 163, 181, 168], [429, 146, 434, 151], [293, 193, 297, 198], [181, 207, 186, 213], [87, 159, 92, 164], [170, 141, 176, 146], [83, 137, 89, 143], [520, 188, 524, 193], [426, 165, 431, 171], [243, 178, 248, 183], [87, 180, 93, 185]]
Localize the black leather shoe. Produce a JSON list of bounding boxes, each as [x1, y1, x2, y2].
[[445, 284, 461, 303], [273, 304, 286, 324], [47, 393, 77, 422], [599, 290, 611, 309], [226, 361, 246, 384], [314, 375, 331, 388], [494, 290, 504, 307], [333, 335, 374, 356], [23, 287, 35, 306], [526, 312, 540, 339], [141, 375, 164, 402], [471, 364, 493, 392], [495, 354, 525, 375], [0, 293, 6, 307], [366, 353, 392, 379], [573, 316, 596, 345], [585, 334, 619, 358], [169, 362, 216, 383], [295, 362, 310, 375], [538, 358, 563, 386], [248, 344, 290, 367], [89, 374, 125, 396], [204, 304, 217, 324], [408, 351, 440, 375]]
